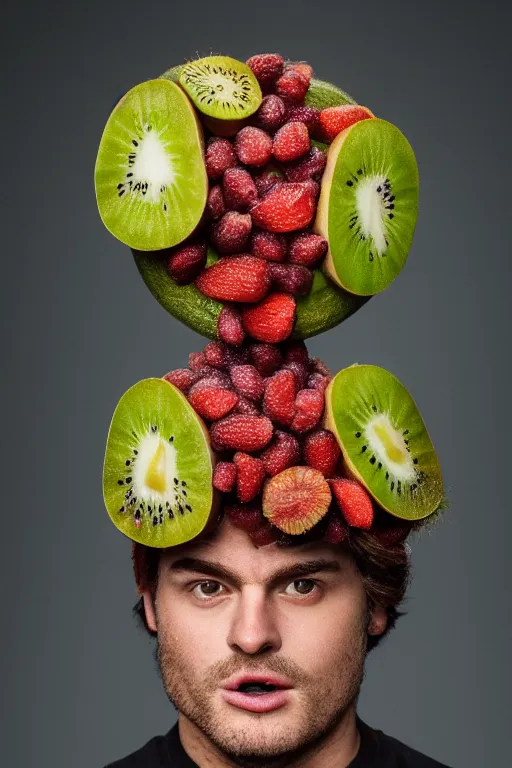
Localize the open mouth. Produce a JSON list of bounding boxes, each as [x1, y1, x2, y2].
[[237, 682, 279, 695]]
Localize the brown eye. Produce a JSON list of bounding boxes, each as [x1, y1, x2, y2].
[[193, 581, 223, 599], [285, 579, 318, 596]]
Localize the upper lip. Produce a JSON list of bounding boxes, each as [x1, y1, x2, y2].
[[223, 674, 294, 691]]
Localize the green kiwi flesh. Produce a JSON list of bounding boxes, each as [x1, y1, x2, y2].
[[305, 78, 357, 109], [103, 378, 217, 547], [178, 56, 262, 119], [325, 365, 443, 521], [95, 79, 207, 251], [315, 118, 419, 296]]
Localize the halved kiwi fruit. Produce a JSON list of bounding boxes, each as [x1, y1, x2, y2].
[[95, 79, 208, 251], [325, 365, 444, 521], [178, 55, 262, 120], [103, 378, 218, 547], [315, 118, 419, 296]]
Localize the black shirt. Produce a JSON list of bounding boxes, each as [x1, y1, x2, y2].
[[103, 715, 452, 767]]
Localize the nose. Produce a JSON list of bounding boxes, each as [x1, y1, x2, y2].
[[226, 587, 282, 655]]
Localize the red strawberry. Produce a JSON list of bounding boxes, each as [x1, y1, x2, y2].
[[282, 360, 310, 390], [223, 344, 251, 369], [206, 185, 226, 221], [288, 232, 328, 266], [249, 343, 283, 376], [188, 372, 232, 396], [249, 522, 281, 546], [204, 341, 226, 369], [226, 501, 265, 532], [210, 414, 274, 452], [230, 364, 265, 402], [188, 388, 238, 421], [273, 121, 310, 163], [290, 389, 324, 433], [196, 255, 270, 303], [250, 182, 315, 232], [233, 452, 266, 502], [162, 368, 199, 394], [232, 394, 261, 416], [275, 69, 309, 104], [188, 351, 206, 371], [322, 513, 348, 544], [268, 262, 313, 296], [254, 167, 285, 197], [284, 147, 327, 183], [263, 369, 296, 426], [262, 466, 331, 535], [211, 211, 252, 253], [285, 62, 313, 84], [307, 372, 330, 394], [167, 241, 207, 284], [316, 105, 374, 143], [213, 461, 237, 493], [251, 230, 287, 262], [206, 137, 237, 179], [301, 179, 320, 199], [283, 339, 309, 365], [284, 105, 319, 132], [260, 430, 301, 476], [218, 306, 245, 346], [303, 429, 341, 477], [330, 478, 374, 529], [235, 126, 273, 167], [242, 293, 296, 342], [222, 167, 258, 211], [246, 53, 284, 92], [254, 94, 287, 132]]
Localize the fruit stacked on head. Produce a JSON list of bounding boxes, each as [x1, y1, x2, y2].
[[98, 53, 445, 553]]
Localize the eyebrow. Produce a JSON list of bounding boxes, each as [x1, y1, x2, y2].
[[166, 557, 343, 589]]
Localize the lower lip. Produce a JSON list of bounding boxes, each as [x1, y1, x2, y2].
[[221, 688, 292, 713]]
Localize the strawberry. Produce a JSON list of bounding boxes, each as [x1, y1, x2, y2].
[[196, 255, 270, 303], [290, 389, 324, 433], [260, 430, 301, 476], [281, 360, 309, 389], [249, 522, 281, 546], [251, 230, 287, 262], [213, 461, 237, 493], [250, 182, 316, 232], [288, 232, 328, 266], [206, 185, 226, 221], [303, 429, 341, 477], [249, 343, 283, 376], [162, 368, 199, 394], [275, 69, 309, 104], [232, 394, 261, 416], [273, 121, 310, 163], [254, 167, 285, 197], [210, 414, 274, 452], [283, 339, 309, 365], [223, 344, 251, 369], [285, 62, 313, 84], [210, 211, 252, 253], [284, 147, 327, 183], [226, 501, 265, 533], [284, 105, 319, 132], [235, 126, 273, 167], [204, 341, 226, 369], [188, 351, 206, 371], [242, 293, 296, 343], [255, 94, 287, 132], [268, 262, 313, 296], [206, 137, 237, 179], [218, 306, 245, 346], [167, 241, 207, 284], [222, 167, 259, 211], [233, 452, 267, 502], [330, 478, 374, 529], [246, 53, 284, 92], [307, 372, 330, 394], [188, 388, 238, 421], [322, 513, 348, 544], [188, 372, 233, 395], [316, 105, 374, 143], [263, 369, 296, 426], [262, 466, 332, 535], [230, 364, 265, 402]]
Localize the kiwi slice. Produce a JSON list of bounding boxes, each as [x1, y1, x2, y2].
[[95, 79, 208, 251], [305, 78, 357, 109], [325, 365, 444, 521], [159, 64, 184, 83], [315, 118, 419, 296], [178, 55, 262, 119], [103, 378, 218, 547]]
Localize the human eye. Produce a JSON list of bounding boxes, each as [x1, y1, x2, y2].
[[284, 578, 320, 598], [190, 580, 225, 601]]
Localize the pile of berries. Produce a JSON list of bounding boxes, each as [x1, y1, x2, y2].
[[164, 337, 413, 549]]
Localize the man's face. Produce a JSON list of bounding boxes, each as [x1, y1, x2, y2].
[[143, 517, 387, 765]]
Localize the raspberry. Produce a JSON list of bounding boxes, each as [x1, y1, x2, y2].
[[288, 232, 328, 266], [210, 211, 252, 253], [285, 62, 313, 84], [188, 351, 206, 371], [290, 388, 324, 433], [317, 105, 374, 143], [222, 167, 258, 212], [204, 341, 226, 369], [210, 414, 274, 452], [303, 429, 341, 477], [275, 69, 309, 104], [230, 364, 265, 402], [196, 255, 270, 303], [283, 146, 327, 183], [235, 126, 273, 167], [188, 388, 239, 421], [284, 105, 320, 132], [206, 137, 237, 179], [283, 340, 309, 365], [262, 466, 331, 535], [251, 230, 287, 262], [167, 241, 207, 284], [254, 168, 285, 197], [330, 478, 374, 530], [250, 182, 316, 233], [242, 293, 296, 343], [206, 185, 226, 221], [213, 461, 237, 493], [260, 430, 301, 476], [246, 53, 284, 92], [268, 262, 313, 296], [162, 368, 199, 394], [218, 306, 245, 347], [249, 343, 283, 376], [322, 513, 348, 544], [226, 502, 265, 533], [254, 94, 287, 132], [233, 452, 266, 503], [307, 372, 330, 394], [282, 360, 309, 390], [273, 121, 310, 163], [263, 369, 296, 426]]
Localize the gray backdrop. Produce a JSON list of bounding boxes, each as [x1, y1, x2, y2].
[[3, 0, 510, 766]]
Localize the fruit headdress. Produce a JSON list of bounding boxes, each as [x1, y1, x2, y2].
[[97, 53, 447, 560]]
